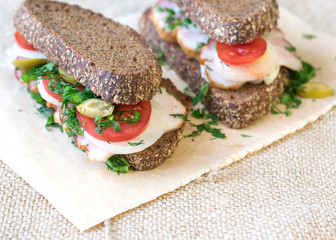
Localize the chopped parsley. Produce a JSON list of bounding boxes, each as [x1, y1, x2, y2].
[[182, 86, 225, 140], [94, 115, 121, 139], [185, 108, 225, 140], [286, 46, 296, 52], [120, 110, 141, 123], [169, 113, 189, 122], [195, 42, 206, 54], [186, 122, 225, 139], [192, 83, 210, 106], [303, 34, 316, 40], [128, 140, 144, 146], [157, 49, 165, 66], [282, 60, 316, 109], [205, 64, 213, 71], [156, 5, 164, 12], [191, 108, 219, 125], [183, 87, 194, 98], [271, 102, 292, 117], [28, 88, 59, 130], [271, 60, 317, 117], [105, 155, 132, 174], [240, 134, 251, 138], [161, 7, 193, 30]]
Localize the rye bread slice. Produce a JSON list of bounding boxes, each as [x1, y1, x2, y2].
[[14, 0, 162, 105], [139, 10, 291, 129], [125, 78, 192, 171], [172, 0, 279, 45]]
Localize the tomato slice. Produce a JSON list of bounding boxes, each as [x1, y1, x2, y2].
[[77, 101, 152, 142], [15, 31, 38, 51], [217, 37, 267, 66], [42, 78, 63, 101]]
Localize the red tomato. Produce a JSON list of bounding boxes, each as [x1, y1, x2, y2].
[[77, 101, 152, 142], [217, 37, 267, 66], [15, 31, 38, 51], [42, 78, 63, 101]]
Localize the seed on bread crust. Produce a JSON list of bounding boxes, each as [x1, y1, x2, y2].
[[171, 0, 279, 45], [14, 0, 162, 105], [139, 9, 291, 129]]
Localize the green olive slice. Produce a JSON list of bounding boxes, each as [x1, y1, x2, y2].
[[76, 99, 114, 118]]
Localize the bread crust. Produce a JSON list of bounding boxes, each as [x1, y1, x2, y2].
[[139, 10, 291, 129], [14, 0, 162, 105], [172, 0, 279, 45]]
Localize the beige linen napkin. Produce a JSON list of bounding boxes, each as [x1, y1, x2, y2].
[[0, 2, 335, 231]]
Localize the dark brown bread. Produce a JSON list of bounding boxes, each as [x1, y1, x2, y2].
[[139, 10, 291, 129], [14, 0, 162, 105], [172, 0, 279, 45], [126, 78, 192, 171]]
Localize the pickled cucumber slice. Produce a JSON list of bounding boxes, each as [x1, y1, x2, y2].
[[76, 99, 114, 118], [13, 58, 48, 73], [297, 82, 334, 98], [59, 68, 77, 84]]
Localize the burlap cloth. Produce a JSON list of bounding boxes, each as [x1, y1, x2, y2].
[[1, 0, 336, 239]]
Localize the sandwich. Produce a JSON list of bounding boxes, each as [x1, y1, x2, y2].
[[12, 0, 192, 172], [139, 0, 303, 128]]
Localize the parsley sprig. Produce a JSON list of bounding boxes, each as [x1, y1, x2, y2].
[[282, 61, 316, 108], [272, 60, 317, 116], [159, 7, 193, 31], [94, 115, 122, 139], [183, 84, 225, 140], [185, 108, 225, 139], [128, 140, 144, 146], [28, 88, 59, 130], [190, 83, 210, 106], [105, 155, 133, 174]]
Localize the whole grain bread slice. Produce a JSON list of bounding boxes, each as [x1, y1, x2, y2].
[[172, 0, 279, 45], [125, 78, 192, 170], [14, 0, 162, 105], [139, 9, 291, 129]]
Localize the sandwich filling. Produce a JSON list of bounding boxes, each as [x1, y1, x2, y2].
[[14, 32, 187, 163], [150, 0, 302, 89]]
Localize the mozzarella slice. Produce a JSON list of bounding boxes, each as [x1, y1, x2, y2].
[[13, 42, 47, 59], [37, 79, 62, 107]]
